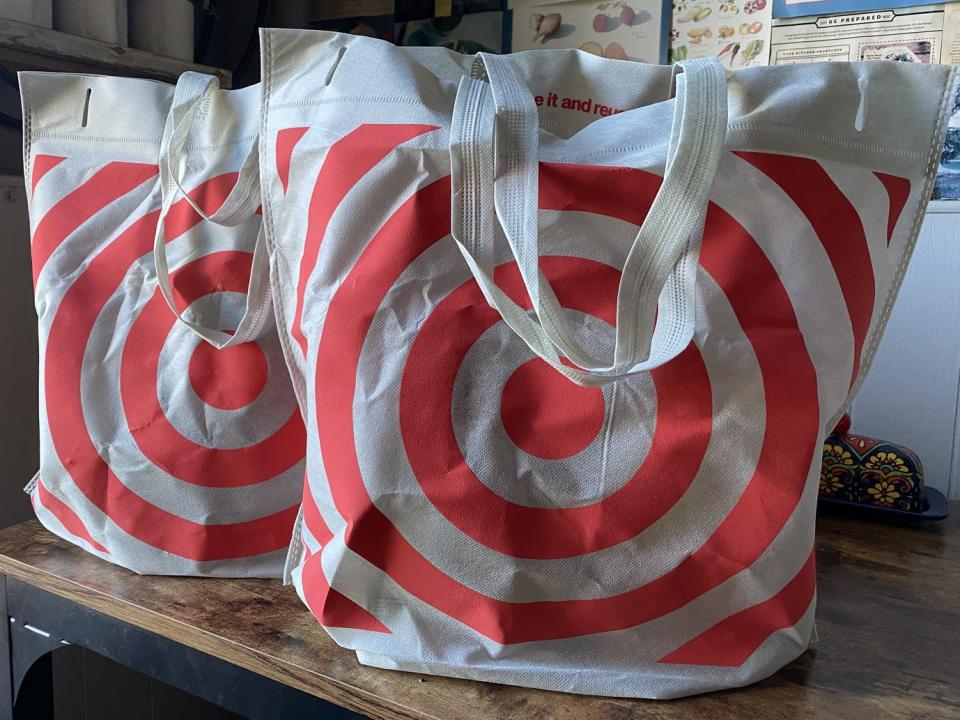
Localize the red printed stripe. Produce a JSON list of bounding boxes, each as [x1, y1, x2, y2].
[[31, 161, 158, 285], [291, 124, 438, 357], [736, 152, 874, 387], [276, 127, 309, 194], [311, 160, 820, 644], [34, 478, 109, 554], [873, 172, 911, 246], [299, 474, 385, 633], [120, 251, 305, 488], [400, 257, 712, 559], [45, 174, 299, 560], [301, 549, 391, 633], [189, 339, 269, 411], [31, 154, 66, 195], [163, 172, 236, 239], [659, 549, 816, 666]]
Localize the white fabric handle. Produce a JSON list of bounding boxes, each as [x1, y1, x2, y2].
[[153, 72, 269, 349], [450, 56, 728, 386]]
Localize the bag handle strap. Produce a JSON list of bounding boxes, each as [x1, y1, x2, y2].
[[153, 72, 270, 349], [450, 56, 727, 386]]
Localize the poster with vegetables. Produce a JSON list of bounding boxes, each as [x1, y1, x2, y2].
[[669, 0, 772, 68], [511, 0, 670, 63]]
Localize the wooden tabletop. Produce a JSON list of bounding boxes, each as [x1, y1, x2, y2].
[[0, 510, 957, 720]]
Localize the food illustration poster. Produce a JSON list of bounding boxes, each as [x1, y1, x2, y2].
[[511, 0, 670, 63], [670, 0, 772, 67], [933, 82, 960, 200], [769, 6, 960, 65]]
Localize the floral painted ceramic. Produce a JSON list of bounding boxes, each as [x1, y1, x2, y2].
[[819, 415, 948, 519]]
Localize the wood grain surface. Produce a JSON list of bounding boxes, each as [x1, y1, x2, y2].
[[0, 509, 957, 720]]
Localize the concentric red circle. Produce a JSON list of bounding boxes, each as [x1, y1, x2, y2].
[[121, 250, 304, 488], [500, 357, 605, 460], [189, 339, 269, 411], [45, 173, 303, 561], [312, 148, 820, 643], [400, 256, 712, 559]]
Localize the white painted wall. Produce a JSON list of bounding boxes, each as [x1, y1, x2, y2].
[[852, 204, 960, 500]]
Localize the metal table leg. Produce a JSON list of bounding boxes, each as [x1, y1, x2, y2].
[[0, 576, 12, 720], [3, 576, 362, 720]]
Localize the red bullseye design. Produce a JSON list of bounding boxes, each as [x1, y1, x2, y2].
[[307, 127, 822, 650], [400, 256, 712, 559], [43, 171, 303, 561], [500, 358, 605, 460], [121, 251, 305, 488], [189, 339, 269, 411]]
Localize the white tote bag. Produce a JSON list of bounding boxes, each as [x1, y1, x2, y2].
[[259, 29, 957, 696], [21, 71, 305, 577]]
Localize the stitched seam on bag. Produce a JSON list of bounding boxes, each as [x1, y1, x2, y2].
[[261, 31, 308, 574], [270, 96, 430, 110], [31, 132, 161, 145], [183, 134, 259, 153], [263, 41, 306, 405], [237, 271, 271, 347], [829, 66, 960, 430], [274, 124, 346, 144], [573, 142, 671, 162], [728, 121, 927, 161], [289, 504, 306, 578], [22, 80, 33, 212], [538, 116, 598, 134], [23, 473, 38, 495], [263, 30, 307, 575], [281, 504, 305, 585], [33, 131, 254, 156], [262, 36, 310, 415]]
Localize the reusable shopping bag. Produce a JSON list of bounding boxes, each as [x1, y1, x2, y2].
[[21, 71, 305, 577], [259, 30, 956, 696]]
